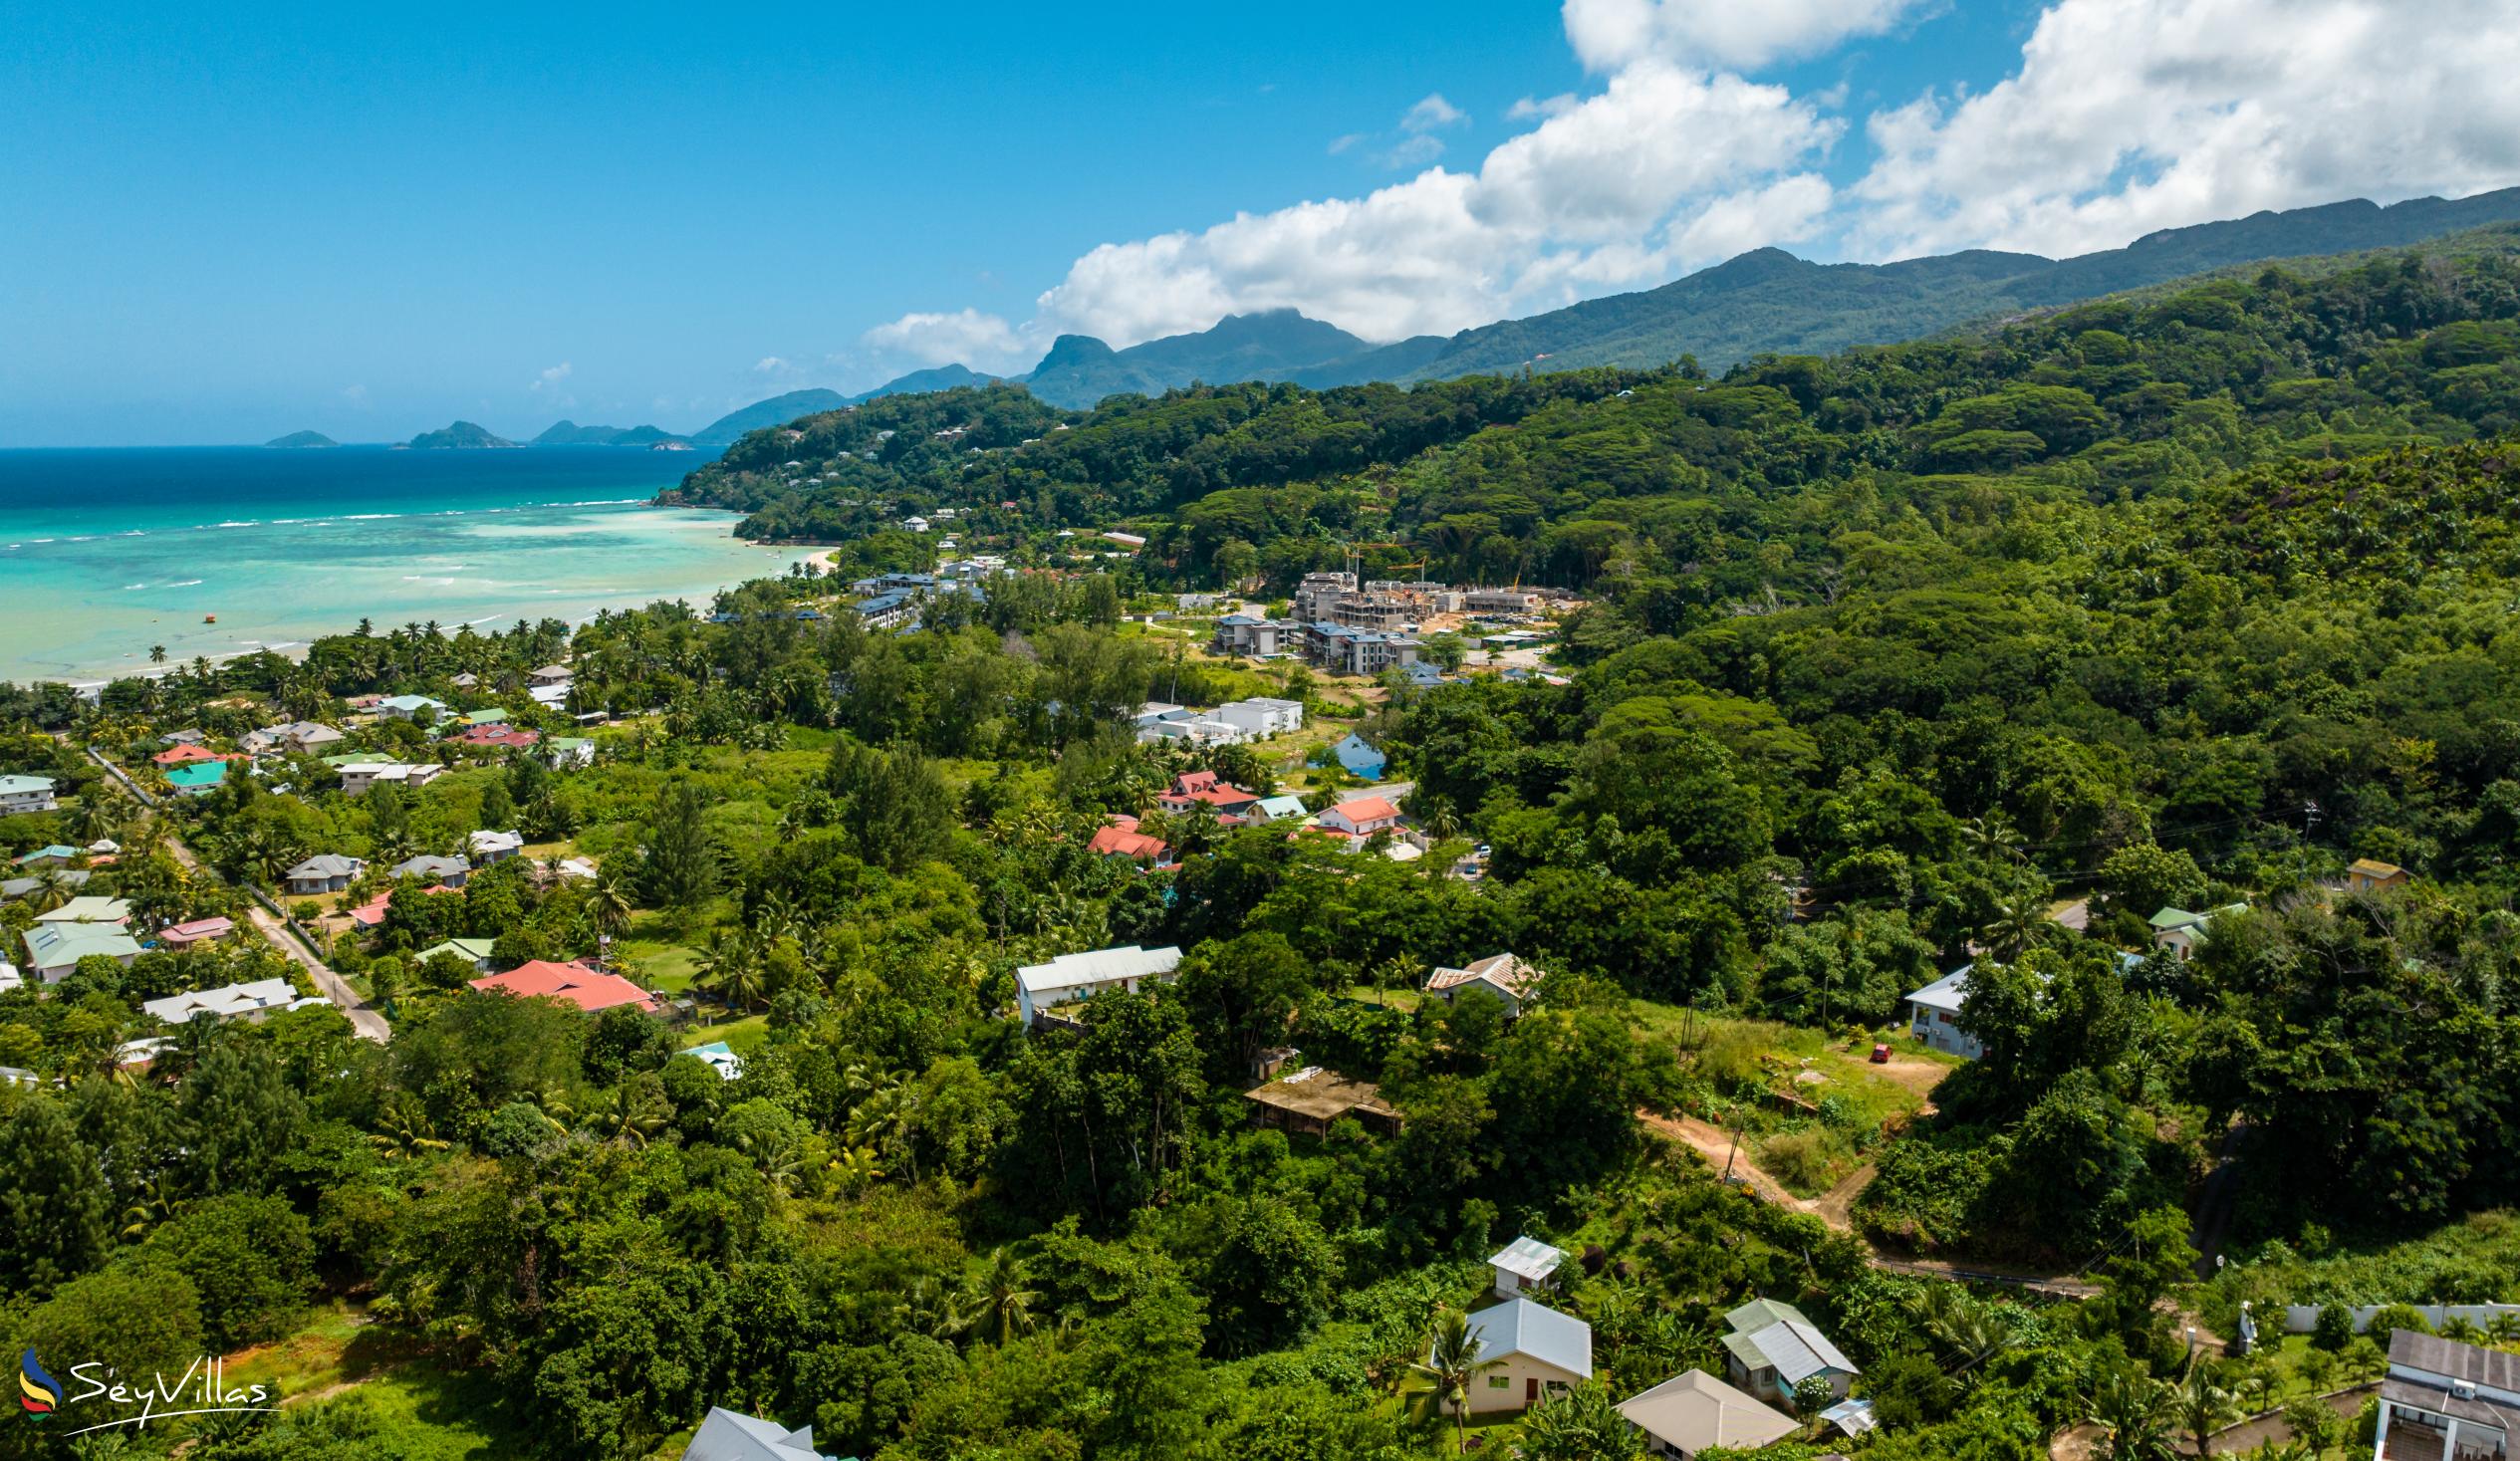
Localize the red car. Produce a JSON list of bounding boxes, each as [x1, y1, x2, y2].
[[1871, 1043, 1892, 1064]]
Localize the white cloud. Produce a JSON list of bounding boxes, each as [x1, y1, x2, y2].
[[1849, 0, 2520, 261], [752, 356, 790, 375], [1383, 134, 1448, 170], [1509, 93, 1580, 122], [1036, 63, 1839, 346], [862, 308, 1029, 371], [1401, 93, 1469, 132], [530, 362, 572, 392], [338, 383, 368, 405], [1562, 0, 1927, 72], [1327, 132, 1366, 154]]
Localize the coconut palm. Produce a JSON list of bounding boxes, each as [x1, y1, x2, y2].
[[369, 1098, 450, 1159], [586, 865, 635, 942], [828, 1143, 884, 1194], [696, 930, 767, 1011], [27, 867, 78, 916], [893, 1278, 975, 1342], [1402, 1307, 1500, 1455], [847, 1079, 922, 1184], [579, 1085, 667, 1148], [2172, 1363, 2244, 1459], [966, 1247, 1040, 1347]]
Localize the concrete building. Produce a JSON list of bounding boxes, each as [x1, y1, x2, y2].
[[1014, 944, 1184, 1027]]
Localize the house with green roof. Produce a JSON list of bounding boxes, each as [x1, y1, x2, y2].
[[163, 759, 229, 794], [23, 922, 143, 982], [2149, 902, 2249, 961], [417, 937, 497, 973], [13, 845, 80, 867]]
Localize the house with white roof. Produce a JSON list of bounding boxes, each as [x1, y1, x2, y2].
[[142, 977, 322, 1026], [1720, 1298, 1858, 1407], [389, 853, 470, 886], [468, 829, 526, 863], [23, 923, 142, 982], [1212, 696, 1305, 738], [0, 775, 58, 814], [1489, 1235, 1566, 1300], [1249, 794, 1311, 824], [339, 762, 444, 795], [681, 1405, 832, 1460], [1014, 944, 1183, 1027], [685, 1041, 744, 1081], [1457, 1297, 1593, 1415], [1619, 1368, 1800, 1458], [528, 663, 573, 688], [1902, 965, 1988, 1059], [375, 694, 450, 722], [1427, 952, 1545, 1018]]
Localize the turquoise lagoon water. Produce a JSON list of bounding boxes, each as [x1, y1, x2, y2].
[[0, 447, 800, 684]]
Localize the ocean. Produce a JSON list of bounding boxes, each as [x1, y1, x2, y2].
[[0, 446, 802, 686]]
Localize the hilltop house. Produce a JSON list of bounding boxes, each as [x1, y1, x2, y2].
[[1720, 1298, 1858, 1407], [1014, 944, 1183, 1027], [1618, 1369, 1800, 1459], [1903, 966, 1989, 1059], [1426, 952, 1545, 1017], [1457, 1298, 1594, 1415], [284, 854, 365, 895]]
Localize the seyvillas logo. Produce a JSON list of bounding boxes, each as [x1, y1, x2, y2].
[[18, 1350, 60, 1418], [16, 1353, 276, 1435]]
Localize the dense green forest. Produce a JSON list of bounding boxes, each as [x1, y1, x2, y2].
[[1, 241, 2519, 1459]]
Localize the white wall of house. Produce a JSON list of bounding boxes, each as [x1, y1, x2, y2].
[[1463, 1355, 1587, 1415]]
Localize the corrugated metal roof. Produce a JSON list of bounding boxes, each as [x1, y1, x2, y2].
[[1489, 1235, 1565, 1283], [1462, 1298, 1592, 1379], [1619, 1369, 1798, 1453], [1016, 944, 1184, 996]]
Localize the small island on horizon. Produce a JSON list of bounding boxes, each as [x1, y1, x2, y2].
[[403, 420, 520, 449], [263, 429, 340, 448]]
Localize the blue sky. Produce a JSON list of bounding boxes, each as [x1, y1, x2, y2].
[[6, 0, 2513, 445]]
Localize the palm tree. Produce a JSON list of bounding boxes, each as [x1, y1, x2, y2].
[[27, 867, 77, 916], [2088, 1368, 2174, 1461], [966, 1247, 1040, 1347], [1911, 1283, 2022, 1382], [579, 1085, 666, 1148], [1980, 897, 2049, 962], [586, 866, 635, 942], [1402, 1307, 1499, 1455], [892, 1278, 975, 1342], [148, 644, 166, 664], [369, 1099, 450, 1159], [695, 930, 766, 1011], [847, 1079, 921, 1184], [2172, 1363, 2244, 1459]]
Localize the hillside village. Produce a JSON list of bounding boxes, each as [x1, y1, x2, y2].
[[2, 241, 2520, 1459]]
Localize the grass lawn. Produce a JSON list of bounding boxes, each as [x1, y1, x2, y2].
[[620, 937, 701, 993], [1338, 982, 1426, 1013], [681, 1012, 770, 1054], [217, 1300, 527, 1458]]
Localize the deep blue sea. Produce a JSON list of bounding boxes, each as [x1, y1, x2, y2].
[[0, 447, 798, 684]]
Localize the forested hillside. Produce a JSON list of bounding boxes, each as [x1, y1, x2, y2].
[[677, 236, 2520, 592]]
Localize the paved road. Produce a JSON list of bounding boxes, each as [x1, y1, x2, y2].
[[87, 745, 389, 1043]]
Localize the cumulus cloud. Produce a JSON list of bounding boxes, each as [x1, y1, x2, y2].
[[862, 308, 1029, 370], [752, 356, 791, 375], [1850, 0, 2520, 261], [1400, 93, 1469, 132], [1508, 93, 1580, 122], [529, 362, 572, 392], [1037, 63, 1839, 346], [1562, 0, 1928, 72]]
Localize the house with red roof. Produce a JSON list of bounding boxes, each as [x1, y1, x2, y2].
[[348, 883, 462, 927], [1156, 771, 1263, 818], [450, 725, 542, 750], [152, 743, 225, 767], [1088, 815, 1171, 866], [155, 915, 235, 949], [1317, 795, 1402, 838], [470, 959, 656, 1015]]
